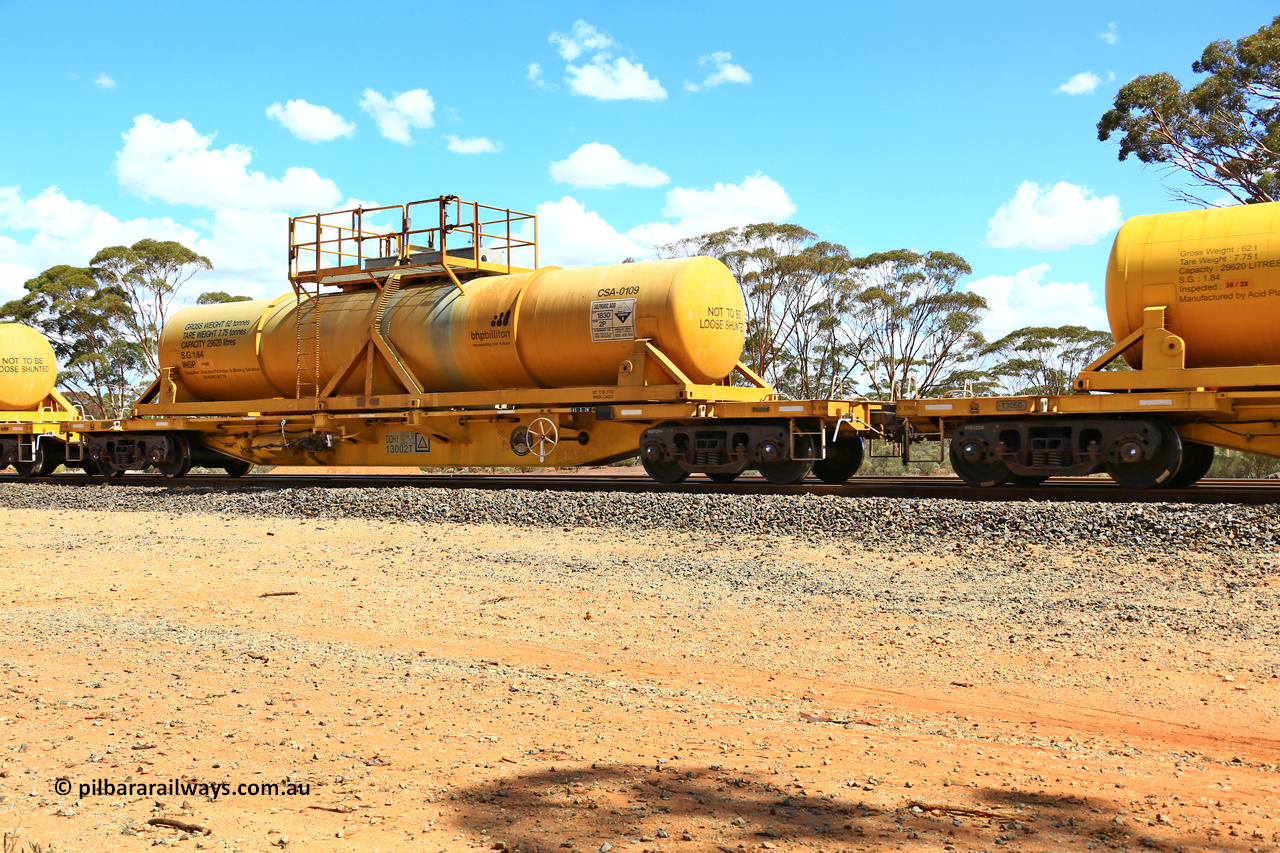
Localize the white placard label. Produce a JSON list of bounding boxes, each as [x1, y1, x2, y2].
[[590, 299, 636, 342], [385, 431, 431, 454]]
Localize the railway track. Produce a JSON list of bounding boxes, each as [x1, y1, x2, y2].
[[3, 472, 1278, 504]]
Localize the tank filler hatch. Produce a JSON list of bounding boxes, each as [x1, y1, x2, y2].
[[286, 195, 538, 398]]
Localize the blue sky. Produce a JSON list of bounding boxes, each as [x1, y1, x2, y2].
[[0, 1, 1273, 338]]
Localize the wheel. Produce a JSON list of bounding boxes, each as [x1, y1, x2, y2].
[[12, 446, 46, 479], [949, 437, 1012, 487], [757, 435, 816, 485], [1007, 474, 1048, 486], [1105, 421, 1183, 490], [152, 435, 192, 478], [812, 436, 864, 484], [37, 448, 61, 476], [96, 456, 125, 479], [223, 459, 252, 477], [1165, 440, 1214, 488], [77, 458, 101, 476], [642, 456, 689, 484]]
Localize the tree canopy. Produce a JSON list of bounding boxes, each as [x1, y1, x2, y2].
[[197, 291, 254, 304], [843, 250, 986, 400], [91, 239, 213, 375], [1, 238, 216, 417], [0, 265, 144, 418], [983, 325, 1116, 396], [659, 226, 998, 400], [1098, 15, 1280, 205]]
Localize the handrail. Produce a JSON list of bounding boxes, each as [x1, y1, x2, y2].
[[288, 195, 537, 287]]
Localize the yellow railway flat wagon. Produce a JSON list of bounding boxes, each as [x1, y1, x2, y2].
[[61, 196, 884, 485], [896, 202, 1280, 489], [0, 323, 90, 476]]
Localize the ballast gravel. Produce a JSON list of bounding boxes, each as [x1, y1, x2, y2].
[[0, 481, 1276, 556]]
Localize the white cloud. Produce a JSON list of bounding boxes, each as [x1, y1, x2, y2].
[[686, 51, 751, 92], [445, 135, 501, 154], [627, 174, 796, 248], [113, 115, 342, 212], [1100, 22, 1118, 44], [1055, 71, 1103, 96], [0, 185, 199, 301], [265, 99, 356, 143], [0, 259, 35, 299], [545, 20, 665, 101], [527, 62, 550, 89], [549, 21, 613, 61], [549, 143, 668, 188], [94, 73, 116, 90], [519, 173, 795, 266], [567, 56, 666, 101], [357, 88, 435, 144], [188, 208, 288, 299], [190, 195, 378, 300], [986, 181, 1121, 251], [0, 186, 382, 304], [966, 263, 1108, 338], [532, 197, 646, 267]]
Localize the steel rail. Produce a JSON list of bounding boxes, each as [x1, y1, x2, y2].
[[4, 473, 1279, 504]]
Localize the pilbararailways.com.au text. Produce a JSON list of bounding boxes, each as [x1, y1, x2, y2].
[[55, 777, 311, 800]]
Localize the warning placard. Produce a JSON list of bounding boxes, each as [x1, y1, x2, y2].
[[385, 431, 432, 454], [590, 298, 636, 342]]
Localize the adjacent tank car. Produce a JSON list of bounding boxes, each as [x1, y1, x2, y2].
[[897, 202, 1280, 488], [0, 323, 89, 476]]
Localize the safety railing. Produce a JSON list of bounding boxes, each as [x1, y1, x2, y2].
[[288, 195, 537, 285]]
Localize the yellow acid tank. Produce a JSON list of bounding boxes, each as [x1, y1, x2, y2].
[[158, 256, 747, 401], [1106, 202, 1280, 369], [0, 323, 57, 410]]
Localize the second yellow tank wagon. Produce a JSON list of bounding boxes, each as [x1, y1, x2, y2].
[[895, 202, 1280, 489]]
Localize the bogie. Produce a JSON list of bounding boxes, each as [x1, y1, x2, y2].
[[639, 420, 823, 485]]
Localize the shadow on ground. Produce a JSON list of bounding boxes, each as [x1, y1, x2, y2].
[[448, 759, 1240, 851]]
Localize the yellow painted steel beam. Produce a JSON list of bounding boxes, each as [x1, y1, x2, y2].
[[1177, 421, 1280, 458], [1076, 362, 1280, 392], [130, 382, 777, 418], [896, 391, 1230, 420]]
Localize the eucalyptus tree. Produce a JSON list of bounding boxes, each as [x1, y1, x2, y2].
[[91, 239, 213, 375], [841, 250, 987, 400], [984, 325, 1117, 395], [197, 291, 253, 304], [1098, 14, 1280, 205], [656, 223, 846, 391], [0, 265, 144, 418]]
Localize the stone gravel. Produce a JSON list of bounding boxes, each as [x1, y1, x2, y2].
[[0, 482, 1276, 558]]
